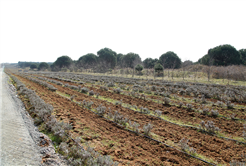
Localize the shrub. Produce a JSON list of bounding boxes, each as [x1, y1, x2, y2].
[[140, 107, 150, 114], [113, 111, 128, 126], [81, 87, 89, 93], [129, 120, 140, 133], [200, 120, 220, 134], [88, 90, 94, 96], [143, 123, 153, 136], [96, 93, 100, 98], [96, 105, 106, 116], [202, 108, 209, 115], [226, 101, 234, 109], [201, 95, 207, 104], [113, 88, 121, 94], [107, 108, 114, 119], [216, 101, 224, 107], [151, 85, 157, 91], [70, 95, 75, 101], [177, 102, 184, 108], [163, 97, 170, 105], [145, 90, 152, 94], [210, 109, 219, 117], [107, 82, 115, 87], [179, 138, 189, 151], [59, 142, 69, 156], [186, 104, 193, 111], [119, 84, 126, 90], [154, 91, 160, 95], [82, 100, 93, 108], [138, 88, 144, 93], [179, 138, 196, 154], [100, 86, 108, 91], [243, 124, 246, 140], [115, 100, 122, 106], [154, 110, 162, 117], [230, 113, 237, 120]]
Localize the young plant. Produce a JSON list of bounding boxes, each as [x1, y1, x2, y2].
[[210, 109, 219, 117], [154, 110, 162, 117], [113, 88, 122, 94], [129, 120, 140, 133], [143, 123, 153, 136], [186, 104, 193, 111], [96, 105, 106, 116], [88, 90, 95, 96], [179, 138, 196, 154], [200, 120, 220, 134], [177, 102, 184, 108], [81, 87, 89, 94], [202, 108, 210, 115]]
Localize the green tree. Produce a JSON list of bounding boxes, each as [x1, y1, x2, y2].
[[30, 63, 38, 69], [18, 62, 33, 68], [135, 64, 143, 75], [78, 53, 98, 69], [154, 63, 164, 74], [199, 44, 241, 66], [159, 51, 181, 69], [239, 49, 246, 65], [182, 60, 193, 67], [53, 55, 73, 69], [121, 53, 141, 68], [143, 58, 159, 69], [116, 53, 124, 67], [38, 62, 49, 71], [122, 53, 141, 77], [97, 48, 117, 70]]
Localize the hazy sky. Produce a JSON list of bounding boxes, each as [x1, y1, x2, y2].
[[0, 0, 245, 64]]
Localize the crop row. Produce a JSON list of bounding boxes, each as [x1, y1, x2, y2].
[[35, 73, 246, 141], [9, 71, 212, 165], [24, 72, 246, 164], [33, 71, 246, 103], [6, 71, 119, 166]]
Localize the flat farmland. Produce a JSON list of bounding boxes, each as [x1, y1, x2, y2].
[[8, 70, 246, 165]]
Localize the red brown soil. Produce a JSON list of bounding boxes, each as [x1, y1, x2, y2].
[[14, 74, 208, 166], [44, 76, 245, 138], [33, 74, 246, 164]]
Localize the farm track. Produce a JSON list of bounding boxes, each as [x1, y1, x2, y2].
[[12, 74, 209, 165], [32, 74, 246, 164], [41, 75, 246, 139]]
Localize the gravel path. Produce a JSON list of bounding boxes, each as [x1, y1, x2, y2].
[[0, 68, 42, 165], [0, 68, 68, 166]]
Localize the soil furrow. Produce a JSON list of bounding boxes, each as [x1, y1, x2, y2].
[[33, 74, 246, 164], [14, 74, 207, 165]]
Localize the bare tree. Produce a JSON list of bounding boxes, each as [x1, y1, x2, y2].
[[161, 58, 166, 81], [181, 62, 186, 80], [132, 58, 142, 78], [204, 57, 214, 82], [171, 60, 177, 80]]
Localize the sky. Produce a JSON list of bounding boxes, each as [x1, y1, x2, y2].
[[0, 0, 245, 64]]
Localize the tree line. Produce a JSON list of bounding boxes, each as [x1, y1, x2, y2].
[[18, 44, 246, 74], [50, 48, 183, 74], [18, 61, 52, 71]]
